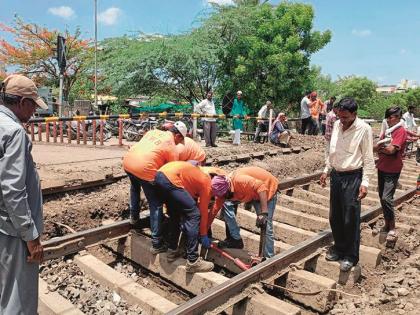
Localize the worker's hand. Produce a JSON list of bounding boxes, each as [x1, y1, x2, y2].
[[256, 213, 268, 228], [26, 237, 43, 263], [319, 173, 328, 187], [200, 235, 212, 249], [358, 185, 368, 200]]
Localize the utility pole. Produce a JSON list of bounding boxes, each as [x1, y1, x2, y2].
[[57, 35, 67, 117], [94, 0, 98, 110]]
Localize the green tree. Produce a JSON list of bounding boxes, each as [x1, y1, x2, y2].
[[204, 2, 331, 113], [336, 76, 377, 111], [0, 17, 93, 102]]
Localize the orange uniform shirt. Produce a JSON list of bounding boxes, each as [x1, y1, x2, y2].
[[158, 161, 212, 236], [208, 167, 279, 228], [310, 99, 324, 120], [123, 130, 179, 181], [176, 137, 206, 162]]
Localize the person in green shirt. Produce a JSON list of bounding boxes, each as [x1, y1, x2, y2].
[[230, 90, 247, 145]]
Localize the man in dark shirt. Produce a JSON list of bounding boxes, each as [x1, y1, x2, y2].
[[374, 106, 408, 241]]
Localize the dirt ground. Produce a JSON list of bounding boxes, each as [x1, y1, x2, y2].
[[330, 196, 420, 315]]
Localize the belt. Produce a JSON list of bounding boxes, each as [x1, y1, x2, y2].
[[332, 168, 362, 175]]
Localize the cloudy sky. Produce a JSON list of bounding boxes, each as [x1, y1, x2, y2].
[[1, 0, 419, 85]]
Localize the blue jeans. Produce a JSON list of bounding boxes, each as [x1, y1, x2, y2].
[[127, 172, 164, 248], [223, 193, 277, 258], [127, 172, 142, 219], [252, 193, 277, 258], [155, 172, 200, 262]]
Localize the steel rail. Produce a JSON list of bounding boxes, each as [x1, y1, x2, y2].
[[42, 175, 127, 196], [42, 212, 150, 261], [167, 187, 417, 315]]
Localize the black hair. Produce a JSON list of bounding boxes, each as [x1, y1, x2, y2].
[[408, 105, 415, 111], [305, 91, 312, 96], [331, 96, 337, 100], [337, 97, 358, 113], [169, 126, 182, 136], [385, 106, 402, 118]]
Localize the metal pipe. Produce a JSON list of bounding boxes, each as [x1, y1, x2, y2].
[[53, 122, 57, 143], [92, 119, 97, 145]]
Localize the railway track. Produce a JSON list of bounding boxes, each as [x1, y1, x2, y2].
[[39, 157, 419, 315], [40, 146, 311, 197]]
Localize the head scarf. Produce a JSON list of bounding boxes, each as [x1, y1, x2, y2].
[[211, 176, 230, 197]]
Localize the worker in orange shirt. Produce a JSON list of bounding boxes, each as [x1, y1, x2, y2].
[[209, 167, 279, 258], [176, 136, 206, 165], [123, 121, 187, 254], [309, 91, 324, 135], [155, 161, 214, 273]]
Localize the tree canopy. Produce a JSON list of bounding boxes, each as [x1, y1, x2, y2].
[[98, 2, 331, 113], [0, 17, 93, 101]]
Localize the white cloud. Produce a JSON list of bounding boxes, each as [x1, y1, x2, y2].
[[351, 29, 372, 37], [98, 7, 122, 26], [206, 0, 234, 6], [48, 6, 75, 19]]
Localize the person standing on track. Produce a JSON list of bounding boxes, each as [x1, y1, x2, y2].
[[0, 74, 48, 314], [320, 97, 375, 272], [154, 161, 214, 273], [208, 166, 279, 258], [374, 107, 408, 242], [195, 91, 218, 147], [123, 122, 187, 254]]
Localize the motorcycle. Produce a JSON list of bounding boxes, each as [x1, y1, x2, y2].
[[123, 117, 158, 142]]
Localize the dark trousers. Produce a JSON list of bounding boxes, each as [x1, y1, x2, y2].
[[254, 121, 268, 142], [330, 169, 362, 264], [203, 121, 217, 146], [127, 172, 163, 248], [127, 172, 142, 219], [155, 172, 200, 262], [301, 117, 317, 135], [378, 170, 400, 221]]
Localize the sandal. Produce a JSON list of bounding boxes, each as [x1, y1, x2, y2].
[[386, 230, 398, 242]]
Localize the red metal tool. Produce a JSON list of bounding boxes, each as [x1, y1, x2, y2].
[[210, 243, 251, 271]]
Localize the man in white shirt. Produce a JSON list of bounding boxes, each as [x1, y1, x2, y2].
[[402, 105, 417, 132], [320, 97, 375, 272], [300, 91, 313, 134], [195, 91, 217, 147], [254, 100, 273, 143]]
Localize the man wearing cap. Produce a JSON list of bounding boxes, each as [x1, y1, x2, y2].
[[254, 100, 273, 143], [123, 121, 187, 253], [0, 74, 48, 314], [195, 91, 218, 147], [154, 161, 214, 273], [209, 167, 279, 258], [230, 91, 247, 145]]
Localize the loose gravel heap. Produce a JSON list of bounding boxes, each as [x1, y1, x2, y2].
[[40, 259, 144, 314]]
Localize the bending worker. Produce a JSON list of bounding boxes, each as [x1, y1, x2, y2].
[[209, 166, 279, 258], [155, 161, 214, 273], [176, 136, 206, 165], [123, 122, 187, 254]]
